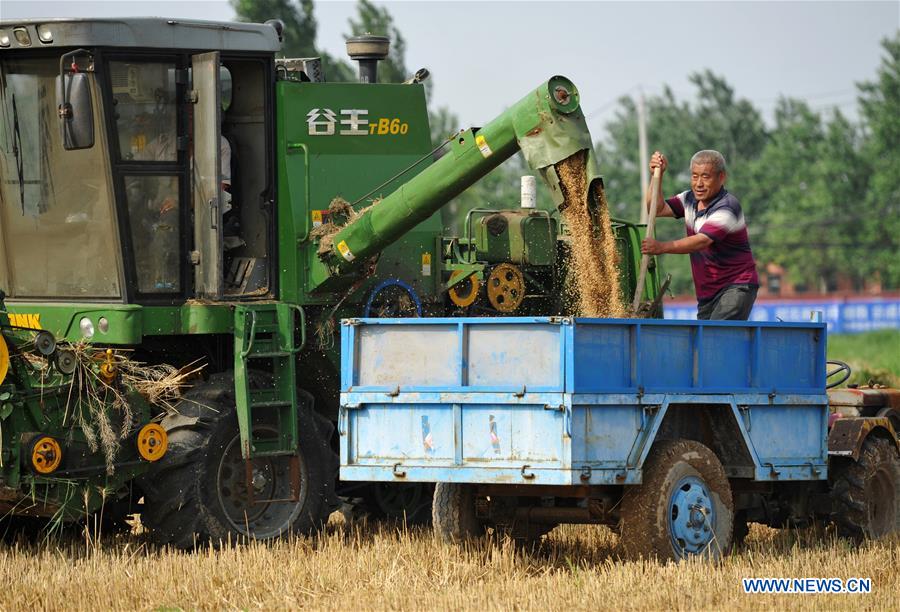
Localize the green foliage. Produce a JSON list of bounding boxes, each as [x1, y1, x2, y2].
[[827, 330, 900, 387], [858, 35, 900, 287], [230, 0, 318, 58]]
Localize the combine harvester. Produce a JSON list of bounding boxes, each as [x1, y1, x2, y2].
[[0, 18, 659, 544], [340, 316, 900, 559]]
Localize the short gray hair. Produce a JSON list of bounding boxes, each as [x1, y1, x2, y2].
[[690, 150, 727, 174]]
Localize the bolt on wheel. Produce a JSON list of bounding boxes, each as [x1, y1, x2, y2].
[[215, 426, 308, 539], [668, 475, 716, 555]]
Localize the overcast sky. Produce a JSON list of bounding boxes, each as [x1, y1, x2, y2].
[[3, 1, 898, 139]]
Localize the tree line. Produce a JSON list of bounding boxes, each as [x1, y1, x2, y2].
[[233, 1, 899, 295]]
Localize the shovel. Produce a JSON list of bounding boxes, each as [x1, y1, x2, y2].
[[631, 166, 662, 312]]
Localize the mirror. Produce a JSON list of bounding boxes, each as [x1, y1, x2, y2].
[[56, 64, 94, 150]]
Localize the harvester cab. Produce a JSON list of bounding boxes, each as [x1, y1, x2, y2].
[[0, 20, 284, 308]]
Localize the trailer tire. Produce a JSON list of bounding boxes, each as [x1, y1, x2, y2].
[[142, 373, 338, 548], [432, 483, 484, 541], [620, 439, 733, 561], [831, 435, 900, 540], [356, 482, 434, 525], [731, 510, 750, 550]]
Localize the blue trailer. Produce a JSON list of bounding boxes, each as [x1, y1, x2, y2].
[[339, 317, 900, 560]]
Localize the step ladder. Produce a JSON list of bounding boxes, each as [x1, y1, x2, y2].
[[233, 303, 304, 459]]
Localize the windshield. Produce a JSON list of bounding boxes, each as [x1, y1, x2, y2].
[[0, 56, 120, 299]]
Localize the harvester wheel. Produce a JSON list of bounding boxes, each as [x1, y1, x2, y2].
[[432, 483, 484, 541], [141, 373, 339, 548], [830, 436, 900, 540], [619, 439, 733, 561]]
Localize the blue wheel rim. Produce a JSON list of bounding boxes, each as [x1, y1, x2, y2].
[[667, 475, 716, 557], [364, 278, 423, 318]]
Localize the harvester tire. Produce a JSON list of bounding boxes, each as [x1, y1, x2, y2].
[[432, 483, 484, 541], [830, 435, 900, 540], [141, 373, 338, 548], [619, 439, 733, 561]]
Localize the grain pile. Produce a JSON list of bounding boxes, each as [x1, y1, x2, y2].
[[556, 150, 625, 317]]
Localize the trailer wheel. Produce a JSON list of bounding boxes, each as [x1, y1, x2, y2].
[[432, 483, 484, 541], [831, 436, 900, 540], [620, 439, 733, 561], [142, 373, 338, 548], [356, 482, 434, 525]]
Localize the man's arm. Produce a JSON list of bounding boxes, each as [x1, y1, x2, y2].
[[646, 151, 674, 218], [641, 234, 712, 255]]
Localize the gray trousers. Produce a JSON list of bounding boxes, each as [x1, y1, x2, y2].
[[697, 284, 758, 320]]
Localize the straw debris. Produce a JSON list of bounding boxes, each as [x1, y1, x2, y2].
[[25, 343, 202, 474], [313, 197, 381, 257]]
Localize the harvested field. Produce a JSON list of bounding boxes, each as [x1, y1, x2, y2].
[[1, 517, 897, 610], [4, 305, 897, 612], [556, 151, 625, 318]]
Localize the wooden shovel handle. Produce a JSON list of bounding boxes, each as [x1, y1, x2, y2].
[[631, 166, 662, 311]]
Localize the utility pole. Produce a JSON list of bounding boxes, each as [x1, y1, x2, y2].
[[637, 89, 649, 224]]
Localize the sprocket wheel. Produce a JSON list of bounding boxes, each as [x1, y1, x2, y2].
[[448, 271, 480, 308], [486, 263, 525, 313]]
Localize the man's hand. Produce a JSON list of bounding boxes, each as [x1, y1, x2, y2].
[[650, 151, 668, 174], [159, 196, 177, 216], [641, 238, 668, 255]]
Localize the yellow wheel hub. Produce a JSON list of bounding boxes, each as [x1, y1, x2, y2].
[[487, 263, 525, 312], [448, 271, 480, 308], [30, 436, 62, 474], [137, 423, 168, 462], [0, 334, 8, 386]]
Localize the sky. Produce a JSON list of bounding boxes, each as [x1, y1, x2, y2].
[[2, 0, 898, 140]]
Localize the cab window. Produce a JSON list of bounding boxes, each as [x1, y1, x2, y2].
[[0, 57, 120, 298]]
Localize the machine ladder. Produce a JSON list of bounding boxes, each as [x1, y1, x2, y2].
[[233, 304, 303, 458]]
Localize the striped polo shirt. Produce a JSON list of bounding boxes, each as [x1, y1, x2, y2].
[[666, 188, 759, 303]]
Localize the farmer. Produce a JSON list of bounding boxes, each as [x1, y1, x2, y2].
[[641, 150, 759, 320]]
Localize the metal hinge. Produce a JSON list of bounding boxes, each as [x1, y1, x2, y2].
[[580, 465, 592, 481], [738, 405, 751, 431], [187, 89, 199, 104], [189, 250, 200, 265]]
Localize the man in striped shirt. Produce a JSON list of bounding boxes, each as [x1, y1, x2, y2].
[[641, 150, 759, 320]]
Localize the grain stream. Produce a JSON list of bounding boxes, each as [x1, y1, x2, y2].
[[556, 151, 625, 317]]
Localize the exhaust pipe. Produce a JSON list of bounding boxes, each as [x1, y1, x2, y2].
[[346, 34, 390, 84]]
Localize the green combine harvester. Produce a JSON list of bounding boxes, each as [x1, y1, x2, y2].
[[0, 18, 660, 546]]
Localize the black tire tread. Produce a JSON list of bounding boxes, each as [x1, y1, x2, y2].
[[831, 435, 900, 540], [619, 439, 733, 561], [142, 374, 338, 548], [432, 483, 482, 541]]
